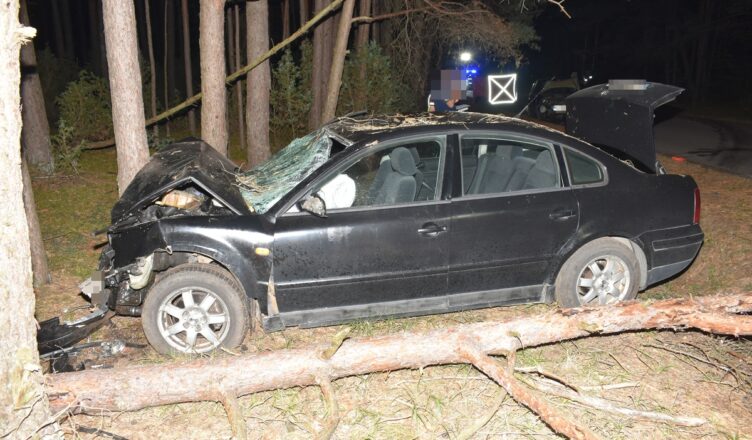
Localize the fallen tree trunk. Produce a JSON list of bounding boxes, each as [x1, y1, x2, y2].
[[46, 294, 752, 436]]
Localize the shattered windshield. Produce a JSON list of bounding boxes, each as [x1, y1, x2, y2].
[[237, 130, 332, 214]]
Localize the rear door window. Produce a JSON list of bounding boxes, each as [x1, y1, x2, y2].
[[460, 137, 560, 195]]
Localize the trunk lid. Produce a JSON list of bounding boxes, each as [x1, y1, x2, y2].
[[565, 80, 684, 172]]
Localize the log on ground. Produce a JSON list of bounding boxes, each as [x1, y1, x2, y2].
[[46, 293, 752, 415]]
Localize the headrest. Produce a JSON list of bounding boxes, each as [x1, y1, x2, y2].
[[532, 151, 555, 173], [390, 147, 417, 176]]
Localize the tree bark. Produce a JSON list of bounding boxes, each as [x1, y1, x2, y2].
[[103, 0, 150, 195], [46, 293, 752, 421], [282, 0, 290, 38], [355, 0, 371, 50], [144, 0, 159, 138], [181, 0, 197, 135], [233, 4, 245, 152], [22, 159, 50, 286], [299, 0, 309, 25], [321, 0, 355, 123], [309, 0, 335, 129], [245, 0, 271, 167], [19, 0, 52, 172], [0, 3, 58, 437], [164, 0, 175, 137], [200, 0, 228, 155]]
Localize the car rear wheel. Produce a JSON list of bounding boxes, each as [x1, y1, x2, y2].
[[554, 238, 639, 308], [142, 263, 249, 355]]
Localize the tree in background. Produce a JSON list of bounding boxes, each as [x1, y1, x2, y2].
[[19, 0, 52, 171], [321, 0, 355, 123], [200, 0, 228, 155], [19, 0, 52, 286], [0, 1, 58, 436], [181, 0, 196, 134], [232, 3, 245, 152], [308, 0, 335, 129], [102, 0, 150, 194], [246, 0, 271, 167], [144, 0, 159, 138]]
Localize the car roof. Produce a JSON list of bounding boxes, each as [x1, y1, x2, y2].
[[323, 112, 585, 147]]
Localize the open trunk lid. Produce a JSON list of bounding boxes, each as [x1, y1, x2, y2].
[[565, 80, 684, 172], [111, 139, 251, 223]]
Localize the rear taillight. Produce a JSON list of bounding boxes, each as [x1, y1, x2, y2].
[[693, 187, 701, 224]]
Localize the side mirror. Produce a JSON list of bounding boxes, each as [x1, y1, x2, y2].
[[299, 194, 327, 218]]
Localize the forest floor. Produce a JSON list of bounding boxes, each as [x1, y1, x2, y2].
[[32, 131, 752, 439]]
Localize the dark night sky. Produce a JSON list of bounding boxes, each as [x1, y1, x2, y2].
[[25, 0, 752, 110]]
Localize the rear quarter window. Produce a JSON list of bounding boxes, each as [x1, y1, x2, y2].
[[565, 149, 604, 185]]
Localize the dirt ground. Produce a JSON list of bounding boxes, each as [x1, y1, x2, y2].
[[33, 146, 752, 439]]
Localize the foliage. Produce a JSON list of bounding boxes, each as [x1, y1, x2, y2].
[[382, 0, 541, 110], [270, 44, 312, 146], [50, 119, 83, 173], [36, 48, 79, 123], [338, 42, 406, 115], [148, 131, 174, 151], [56, 71, 113, 143]]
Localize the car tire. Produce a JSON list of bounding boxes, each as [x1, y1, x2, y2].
[[554, 238, 640, 308], [142, 263, 249, 355]]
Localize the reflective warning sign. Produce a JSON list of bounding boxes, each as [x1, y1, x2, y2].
[[487, 74, 517, 105]]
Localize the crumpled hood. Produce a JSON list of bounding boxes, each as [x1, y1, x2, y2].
[[111, 139, 252, 224], [566, 80, 684, 172]]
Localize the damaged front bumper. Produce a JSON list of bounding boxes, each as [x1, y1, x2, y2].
[[37, 308, 111, 356], [37, 272, 112, 356]]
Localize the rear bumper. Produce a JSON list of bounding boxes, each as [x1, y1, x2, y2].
[[638, 224, 703, 286]]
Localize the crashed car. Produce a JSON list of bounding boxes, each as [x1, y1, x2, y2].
[[80, 80, 702, 354]]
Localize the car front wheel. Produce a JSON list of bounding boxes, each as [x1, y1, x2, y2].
[[554, 238, 640, 308], [142, 263, 249, 355]]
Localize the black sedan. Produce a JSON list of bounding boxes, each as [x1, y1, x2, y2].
[[84, 81, 703, 354]]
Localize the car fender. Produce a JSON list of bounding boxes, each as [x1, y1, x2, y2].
[[109, 217, 273, 306], [546, 231, 649, 291]]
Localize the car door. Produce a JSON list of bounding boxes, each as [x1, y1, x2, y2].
[[447, 133, 578, 306], [271, 136, 451, 323]]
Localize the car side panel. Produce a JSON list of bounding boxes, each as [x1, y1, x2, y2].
[[554, 148, 702, 287]]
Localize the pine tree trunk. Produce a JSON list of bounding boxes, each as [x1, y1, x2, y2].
[[246, 0, 271, 167], [299, 0, 309, 26], [200, 0, 228, 155], [355, 0, 370, 50], [164, 0, 175, 137], [233, 4, 245, 152], [309, 0, 335, 129], [282, 0, 290, 38], [19, 0, 52, 172], [0, 2, 58, 436], [144, 0, 158, 138], [103, 0, 150, 195], [181, 0, 196, 135], [321, 0, 355, 122], [22, 159, 51, 286], [355, 0, 371, 108]]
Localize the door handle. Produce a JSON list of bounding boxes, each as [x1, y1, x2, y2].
[[418, 222, 447, 237], [549, 208, 576, 221]]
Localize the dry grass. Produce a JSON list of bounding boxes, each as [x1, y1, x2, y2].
[[32, 144, 752, 439]]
